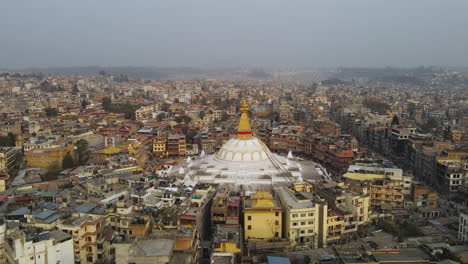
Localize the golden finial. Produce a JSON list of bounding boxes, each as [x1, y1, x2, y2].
[[237, 98, 252, 140]]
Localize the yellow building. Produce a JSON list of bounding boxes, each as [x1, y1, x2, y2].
[[275, 187, 328, 249], [152, 136, 167, 158], [58, 215, 113, 264], [244, 191, 282, 241], [212, 226, 241, 253], [0, 174, 8, 192], [25, 144, 73, 170], [327, 210, 345, 243], [343, 167, 406, 209]]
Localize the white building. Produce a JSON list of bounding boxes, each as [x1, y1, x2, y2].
[[6, 229, 74, 264], [459, 210, 468, 243]]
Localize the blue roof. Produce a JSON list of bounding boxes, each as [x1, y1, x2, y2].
[[7, 207, 29, 217], [37, 202, 60, 210], [34, 210, 56, 220], [75, 203, 96, 213], [41, 214, 61, 224], [267, 256, 291, 264]]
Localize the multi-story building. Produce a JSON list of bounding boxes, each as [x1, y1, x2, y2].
[[26, 144, 73, 170], [0, 219, 5, 264], [412, 184, 438, 208], [275, 186, 328, 249], [0, 147, 16, 173], [243, 191, 283, 241], [5, 229, 74, 264], [58, 215, 114, 264], [167, 134, 186, 157], [211, 186, 240, 227], [211, 226, 242, 263], [436, 158, 467, 193], [311, 180, 371, 244], [0, 173, 8, 192], [0, 120, 21, 136], [343, 165, 409, 209], [459, 210, 468, 243], [152, 136, 167, 158]]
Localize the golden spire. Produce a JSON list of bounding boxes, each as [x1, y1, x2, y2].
[[237, 98, 252, 140]]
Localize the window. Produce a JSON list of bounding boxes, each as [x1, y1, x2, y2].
[[308, 221, 313, 225], [300, 213, 306, 217], [292, 222, 298, 226], [301, 222, 306, 225], [275, 232, 279, 237], [292, 214, 298, 218], [308, 213, 313, 217], [248, 225, 251, 230], [247, 216, 251, 221], [275, 220, 279, 225], [275, 212, 279, 217]]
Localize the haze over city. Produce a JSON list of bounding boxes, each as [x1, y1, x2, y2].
[[1, 1, 468, 264], [2, 0, 468, 69]]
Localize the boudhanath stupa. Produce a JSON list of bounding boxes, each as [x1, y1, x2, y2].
[[177, 99, 317, 190]]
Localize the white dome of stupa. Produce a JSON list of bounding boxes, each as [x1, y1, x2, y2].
[[215, 137, 271, 162]]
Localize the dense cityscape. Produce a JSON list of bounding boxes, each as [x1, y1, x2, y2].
[[0, 66, 466, 264]]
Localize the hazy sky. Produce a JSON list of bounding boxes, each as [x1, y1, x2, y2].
[[2, 0, 468, 69]]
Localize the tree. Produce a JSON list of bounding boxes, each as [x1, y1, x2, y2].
[[102, 97, 112, 111], [43, 163, 60, 181], [45, 107, 58, 117], [0, 133, 16, 147], [443, 125, 452, 141], [391, 115, 400, 127], [221, 112, 229, 121], [75, 139, 89, 166], [161, 102, 170, 112], [157, 113, 166, 122], [62, 152, 74, 169], [420, 117, 439, 133], [199, 111, 206, 119], [407, 102, 416, 117], [72, 84, 79, 94]]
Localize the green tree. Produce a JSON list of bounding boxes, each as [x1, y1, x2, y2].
[[72, 84, 79, 94], [199, 111, 206, 119], [157, 113, 166, 121], [0, 133, 16, 147], [45, 107, 58, 117], [221, 112, 229, 121], [391, 115, 400, 127], [62, 152, 75, 169], [161, 102, 170, 112], [43, 163, 60, 181], [102, 97, 112, 111], [421, 117, 439, 133], [75, 139, 89, 166], [407, 102, 416, 117]]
